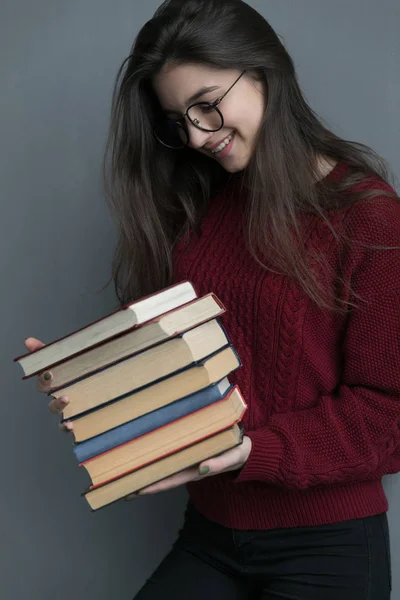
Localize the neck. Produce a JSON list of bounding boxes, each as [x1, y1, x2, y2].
[[315, 155, 337, 180]]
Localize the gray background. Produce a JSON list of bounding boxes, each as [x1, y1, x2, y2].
[[1, 1, 399, 598]]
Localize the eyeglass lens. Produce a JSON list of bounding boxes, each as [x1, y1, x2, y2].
[[155, 105, 223, 148], [187, 104, 223, 132]]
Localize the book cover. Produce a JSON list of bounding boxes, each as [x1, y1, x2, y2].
[[50, 318, 231, 396], [83, 423, 244, 511], [79, 386, 247, 485], [72, 378, 232, 463], [61, 344, 241, 424]]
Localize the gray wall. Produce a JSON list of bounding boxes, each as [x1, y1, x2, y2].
[[1, 1, 399, 599]]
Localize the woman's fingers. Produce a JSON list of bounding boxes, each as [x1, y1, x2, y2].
[[50, 397, 74, 432], [59, 421, 74, 433], [48, 395, 69, 414], [24, 337, 54, 392], [24, 337, 45, 352], [24, 337, 73, 433], [36, 370, 54, 393], [125, 466, 202, 500]]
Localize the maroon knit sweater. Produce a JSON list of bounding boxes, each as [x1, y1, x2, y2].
[[172, 162, 400, 530]]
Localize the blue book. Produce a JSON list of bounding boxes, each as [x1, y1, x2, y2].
[[73, 378, 231, 463]]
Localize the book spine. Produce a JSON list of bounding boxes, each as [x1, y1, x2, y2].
[[73, 381, 232, 463]]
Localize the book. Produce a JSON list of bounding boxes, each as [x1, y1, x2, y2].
[[80, 386, 247, 487], [73, 378, 231, 462], [27, 294, 225, 390], [68, 345, 241, 437], [16, 282, 246, 513], [53, 319, 230, 416], [14, 281, 197, 377], [84, 423, 243, 510]]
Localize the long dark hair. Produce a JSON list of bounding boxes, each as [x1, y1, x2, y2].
[[103, 0, 396, 308]]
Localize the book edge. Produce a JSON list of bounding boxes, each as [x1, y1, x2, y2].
[[49, 320, 230, 395], [18, 293, 224, 379], [13, 280, 198, 364], [84, 422, 244, 496], [79, 385, 245, 466], [72, 382, 234, 463], [61, 344, 240, 422]]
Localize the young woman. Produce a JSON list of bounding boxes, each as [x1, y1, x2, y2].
[[26, 0, 400, 598]]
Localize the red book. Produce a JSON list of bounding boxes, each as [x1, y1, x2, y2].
[[84, 424, 244, 511], [82, 387, 247, 510], [80, 386, 247, 486]]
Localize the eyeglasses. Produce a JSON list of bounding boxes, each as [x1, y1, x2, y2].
[[154, 71, 246, 149]]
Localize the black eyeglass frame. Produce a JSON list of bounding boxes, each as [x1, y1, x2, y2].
[[154, 70, 246, 149]]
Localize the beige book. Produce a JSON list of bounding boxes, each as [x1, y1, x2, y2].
[[45, 294, 224, 389], [81, 387, 247, 487], [84, 424, 243, 511], [57, 319, 230, 418], [71, 346, 240, 441]]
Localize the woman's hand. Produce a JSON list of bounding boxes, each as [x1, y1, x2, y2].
[[24, 337, 73, 433], [125, 435, 252, 500]]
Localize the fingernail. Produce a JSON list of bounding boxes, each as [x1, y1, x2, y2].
[[199, 465, 210, 476], [124, 494, 137, 501], [59, 396, 68, 404], [43, 372, 52, 381]]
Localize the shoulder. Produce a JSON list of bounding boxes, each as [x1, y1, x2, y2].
[[337, 173, 400, 297], [342, 173, 400, 248]]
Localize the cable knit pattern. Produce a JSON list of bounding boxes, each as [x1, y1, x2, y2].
[[173, 163, 400, 530], [270, 279, 307, 414]]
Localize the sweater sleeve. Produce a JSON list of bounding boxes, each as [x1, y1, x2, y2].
[[235, 196, 400, 490]]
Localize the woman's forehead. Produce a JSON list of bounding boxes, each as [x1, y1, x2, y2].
[[152, 63, 236, 111]]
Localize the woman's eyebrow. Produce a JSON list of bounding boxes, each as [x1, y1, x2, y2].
[[165, 85, 220, 116], [186, 85, 220, 105]]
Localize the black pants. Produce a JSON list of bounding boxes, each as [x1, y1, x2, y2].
[[134, 502, 391, 600]]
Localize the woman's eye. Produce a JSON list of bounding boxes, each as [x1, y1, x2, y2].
[[200, 104, 216, 114]]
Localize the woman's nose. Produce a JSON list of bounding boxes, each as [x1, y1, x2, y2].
[[186, 121, 213, 149]]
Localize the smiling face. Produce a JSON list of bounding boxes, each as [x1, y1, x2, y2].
[[152, 63, 266, 173]]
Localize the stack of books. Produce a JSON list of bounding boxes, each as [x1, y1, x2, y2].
[[15, 282, 246, 510]]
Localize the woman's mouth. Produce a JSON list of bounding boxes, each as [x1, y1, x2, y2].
[[210, 132, 235, 158]]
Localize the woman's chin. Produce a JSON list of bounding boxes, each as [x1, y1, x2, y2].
[[221, 156, 250, 173]]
